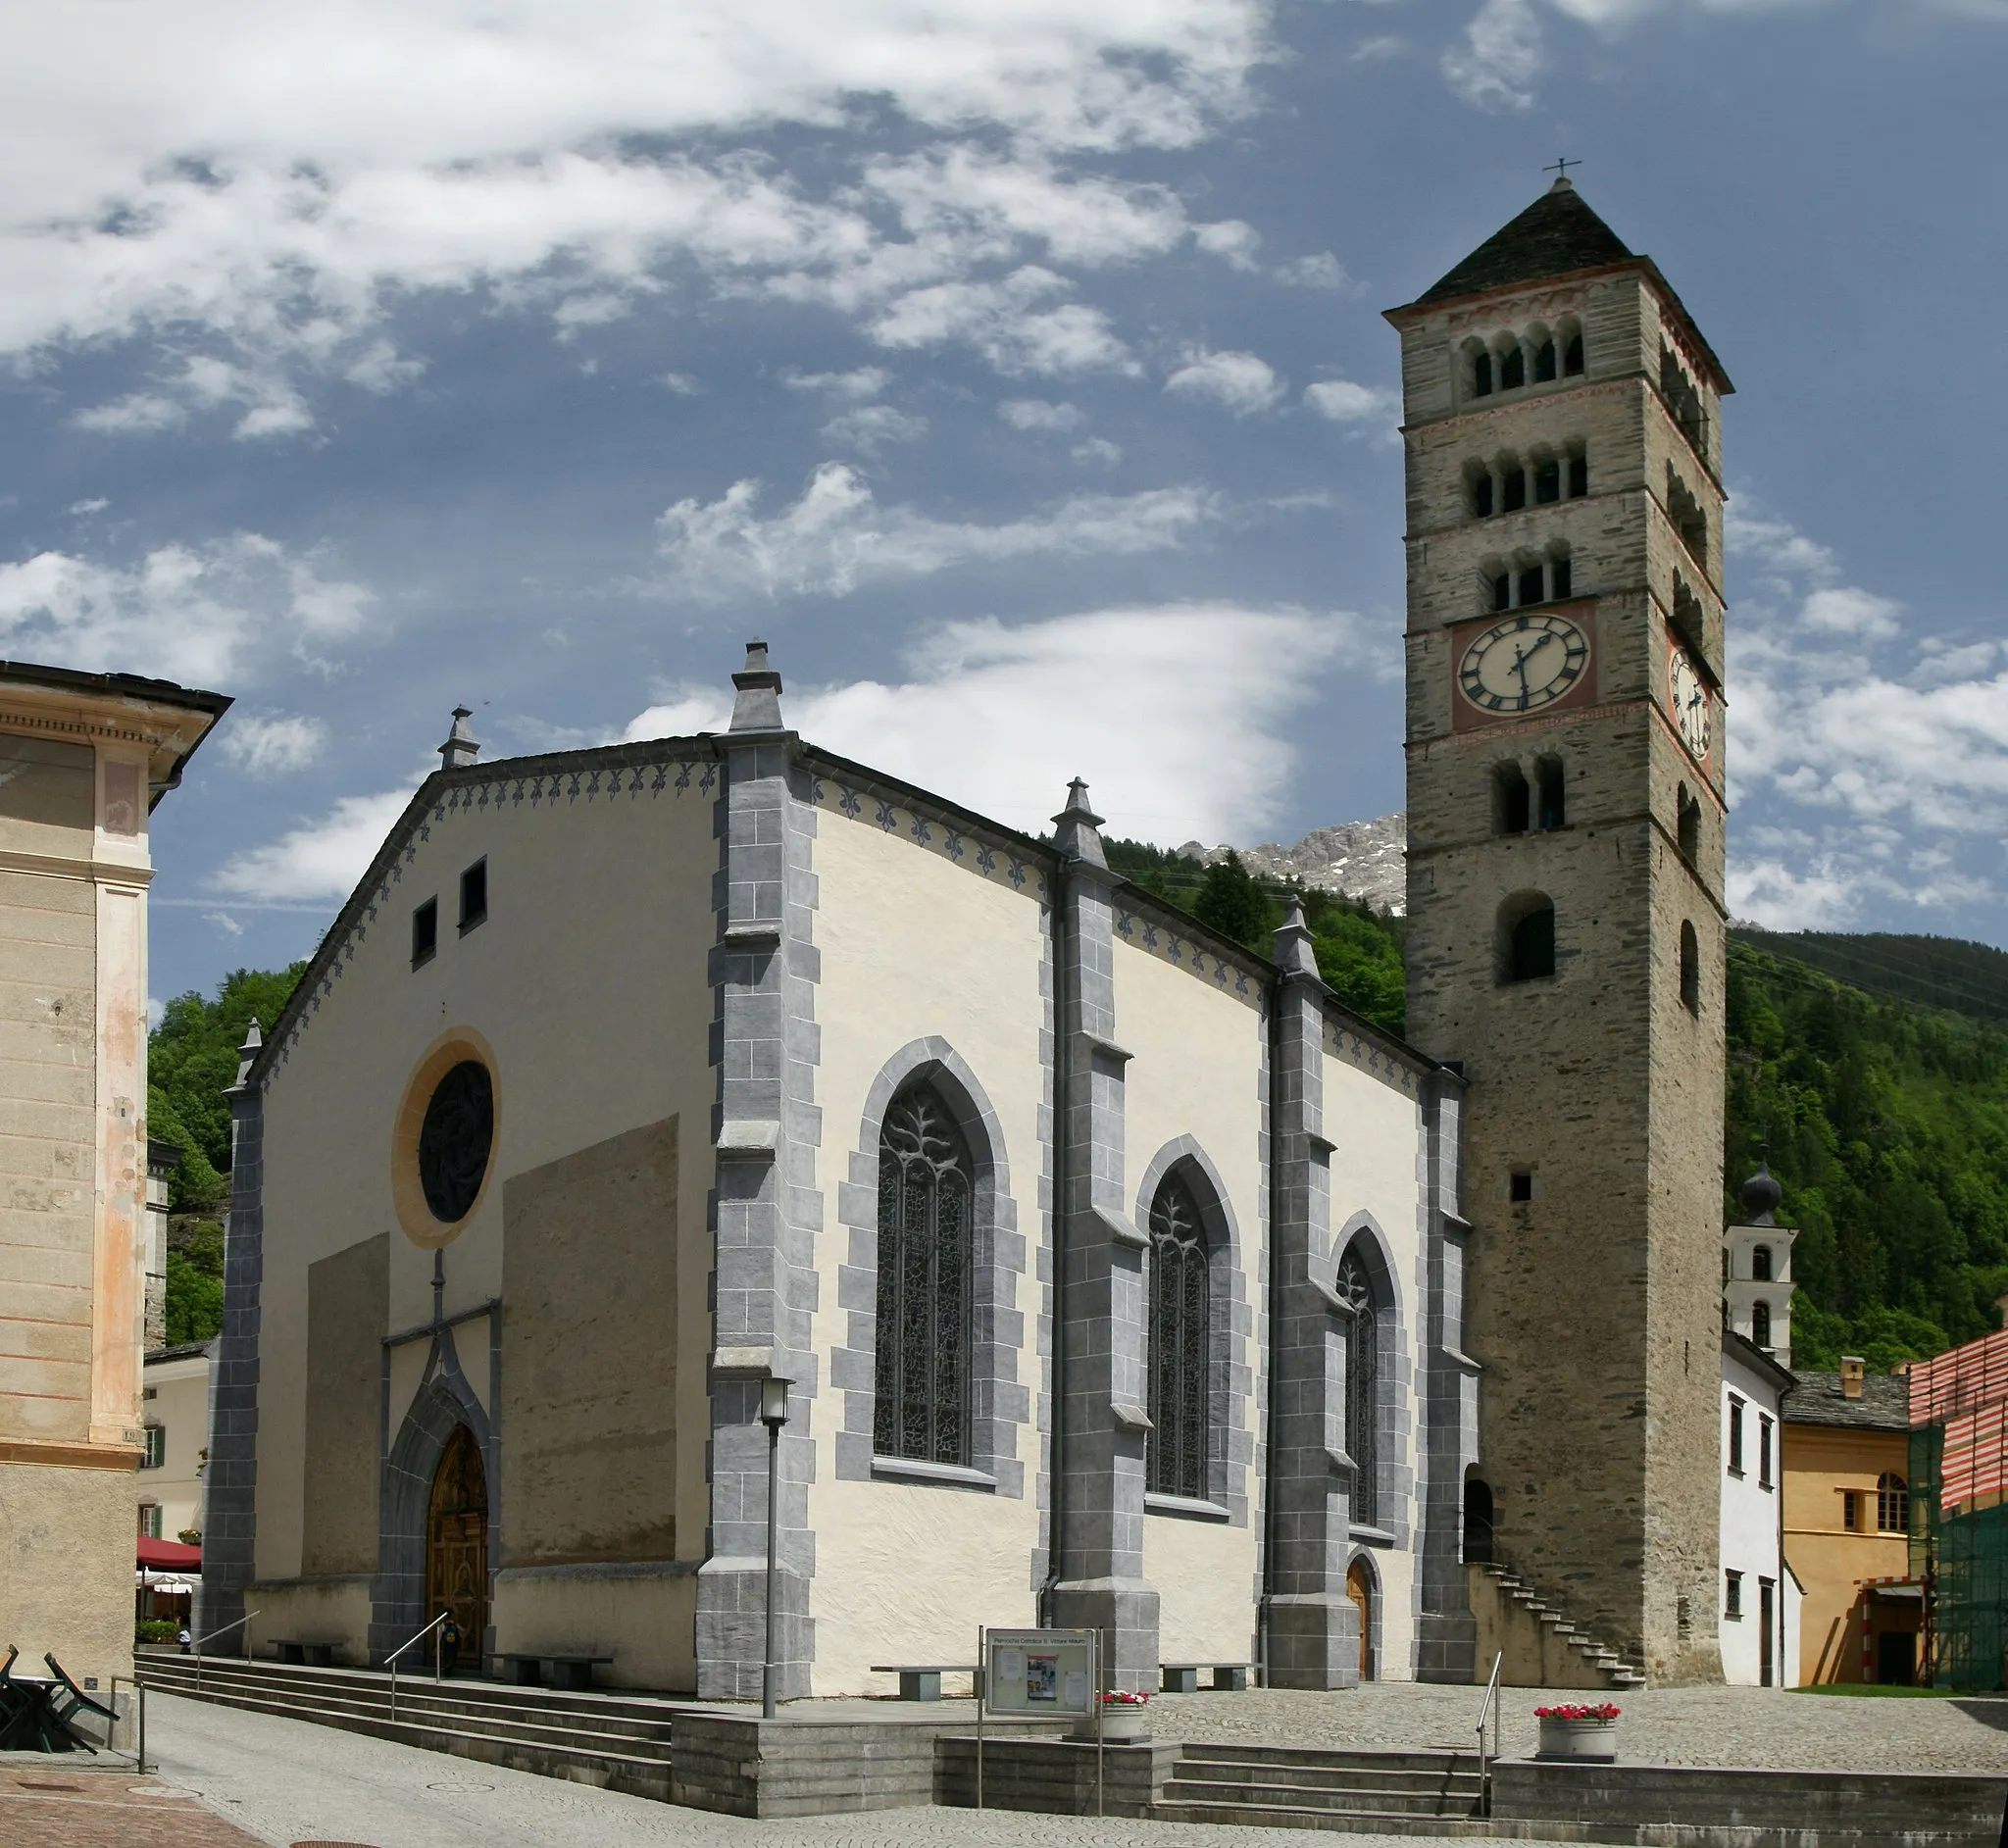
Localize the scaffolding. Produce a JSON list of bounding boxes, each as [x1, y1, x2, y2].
[[1909, 1330, 2008, 1690]]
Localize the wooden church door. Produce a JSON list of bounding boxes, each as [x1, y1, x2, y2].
[[1345, 1560, 1374, 1682], [427, 1423, 488, 1670]]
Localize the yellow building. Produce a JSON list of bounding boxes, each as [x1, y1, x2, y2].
[[1783, 1359, 1919, 1684], [0, 662, 226, 1686]]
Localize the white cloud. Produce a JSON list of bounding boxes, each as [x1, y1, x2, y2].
[[1073, 436, 1124, 468], [871, 266, 1136, 375], [1164, 348, 1284, 416], [345, 340, 427, 394], [654, 371, 703, 395], [68, 497, 108, 515], [623, 605, 1368, 843], [218, 713, 329, 775], [1276, 252, 1352, 290], [1304, 377, 1397, 424], [784, 367, 892, 400], [212, 787, 417, 904], [1193, 219, 1262, 271], [998, 397, 1084, 432], [1442, 0, 1544, 109], [0, 3, 1269, 410], [1725, 492, 2008, 927], [651, 462, 1225, 601], [820, 404, 929, 452], [73, 393, 185, 435], [0, 535, 376, 685], [205, 911, 247, 939]]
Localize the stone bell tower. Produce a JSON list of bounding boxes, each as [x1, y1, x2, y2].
[[1385, 180, 1732, 1682]]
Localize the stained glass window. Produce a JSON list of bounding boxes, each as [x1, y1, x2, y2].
[[1339, 1250, 1379, 1528], [1147, 1174, 1209, 1500], [874, 1084, 973, 1466]]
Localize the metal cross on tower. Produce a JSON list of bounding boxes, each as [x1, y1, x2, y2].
[[1544, 156, 1581, 180]]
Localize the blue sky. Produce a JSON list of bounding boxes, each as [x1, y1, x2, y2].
[[1, 0, 2004, 1009]]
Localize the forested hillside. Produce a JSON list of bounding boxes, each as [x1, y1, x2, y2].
[[144, 883, 2008, 1373]]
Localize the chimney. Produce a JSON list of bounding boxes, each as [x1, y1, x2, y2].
[[1839, 1355, 1865, 1400], [1050, 776, 1107, 869], [438, 707, 479, 771], [728, 640, 785, 732]]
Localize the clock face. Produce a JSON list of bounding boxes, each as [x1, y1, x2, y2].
[[1670, 649, 1711, 760], [1457, 613, 1589, 718]]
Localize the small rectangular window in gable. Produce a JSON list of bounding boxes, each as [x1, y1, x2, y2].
[[413, 898, 439, 968], [460, 859, 488, 933]]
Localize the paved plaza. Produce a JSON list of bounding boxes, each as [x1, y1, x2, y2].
[[1146, 1682, 2008, 1773], [14, 1684, 1998, 1848]]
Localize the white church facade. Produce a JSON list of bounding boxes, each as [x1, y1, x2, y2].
[[204, 178, 1744, 1695], [202, 656, 1479, 1696]]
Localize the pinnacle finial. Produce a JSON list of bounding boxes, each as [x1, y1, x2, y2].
[[1051, 776, 1106, 868], [729, 638, 785, 732], [438, 706, 480, 771], [1274, 893, 1320, 980], [232, 1017, 263, 1088]]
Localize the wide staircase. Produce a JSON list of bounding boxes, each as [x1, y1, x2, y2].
[[1154, 1742, 1490, 1833], [1468, 1561, 1646, 1690], [135, 1652, 675, 1799]]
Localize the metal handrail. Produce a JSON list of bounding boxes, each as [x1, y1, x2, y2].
[[188, 1608, 261, 1695], [386, 1610, 451, 1723], [1475, 1650, 1504, 1817]]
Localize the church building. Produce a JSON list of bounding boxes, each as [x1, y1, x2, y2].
[[205, 179, 1733, 1695]]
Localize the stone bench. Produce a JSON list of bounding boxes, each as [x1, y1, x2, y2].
[[1160, 1662, 1248, 1693], [269, 1639, 336, 1668], [870, 1664, 977, 1702], [503, 1652, 613, 1691]]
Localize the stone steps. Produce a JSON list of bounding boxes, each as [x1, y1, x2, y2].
[[1476, 1566, 1647, 1689], [1156, 1742, 1486, 1832], [134, 1653, 677, 1797]]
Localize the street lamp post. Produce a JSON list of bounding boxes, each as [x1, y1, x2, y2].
[[760, 1375, 792, 1720]]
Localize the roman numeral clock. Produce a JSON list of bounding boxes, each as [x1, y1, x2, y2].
[[1450, 609, 1594, 728]]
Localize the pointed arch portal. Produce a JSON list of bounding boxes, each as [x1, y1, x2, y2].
[[427, 1423, 488, 1665]]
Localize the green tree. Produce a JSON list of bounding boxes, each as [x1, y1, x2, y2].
[[1191, 851, 1273, 953], [148, 964, 305, 1211], [163, 1220, 226, 1344]]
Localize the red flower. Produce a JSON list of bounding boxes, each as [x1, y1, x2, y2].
[[1534, 1703, 1621, 1722], [1099, 1690, 1150, 1705]]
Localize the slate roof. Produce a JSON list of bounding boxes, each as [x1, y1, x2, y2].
[[1413, 179, 1635, 308], [1784, 1369, 1911, 1432], [1389, 179, 1733, 392]]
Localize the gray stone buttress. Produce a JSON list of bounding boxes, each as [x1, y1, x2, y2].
[[1416, 1075, 1480, 1682], [199, 1021, 265, 1652], [1044, 780, 1160, 1692], [695, 643, 824, 1700], [1262, 906, 1360, 1687]]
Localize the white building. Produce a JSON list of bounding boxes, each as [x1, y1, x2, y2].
[[1720, 1162, 1798, 1685], [139, 1341, 213, 1545]]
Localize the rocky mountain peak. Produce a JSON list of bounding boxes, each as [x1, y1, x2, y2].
[[1178, 813, 1407, 916]]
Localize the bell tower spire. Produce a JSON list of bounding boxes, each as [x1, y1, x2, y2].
[[1385, 185, 1732, 1685]]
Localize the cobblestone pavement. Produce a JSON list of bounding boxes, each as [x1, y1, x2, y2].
[[1144, 1682, 2008, 1773], [144, 1682, 2008, 1848], [0, 1761, 265, 1847], [144, 1693, 1525, 1848]]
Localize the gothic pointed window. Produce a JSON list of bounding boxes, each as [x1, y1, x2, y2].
[[874, 1083, 973, 1466], [1147, 1174, 1209, 1499], [1339, 1250, 1379, 1528]]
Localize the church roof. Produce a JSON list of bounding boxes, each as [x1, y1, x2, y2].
[[1387, 179, 1733, 393], [1413, 179, 1634, 308]]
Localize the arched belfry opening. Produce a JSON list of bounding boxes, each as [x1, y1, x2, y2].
[[427, 1423, 488, 1670]]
